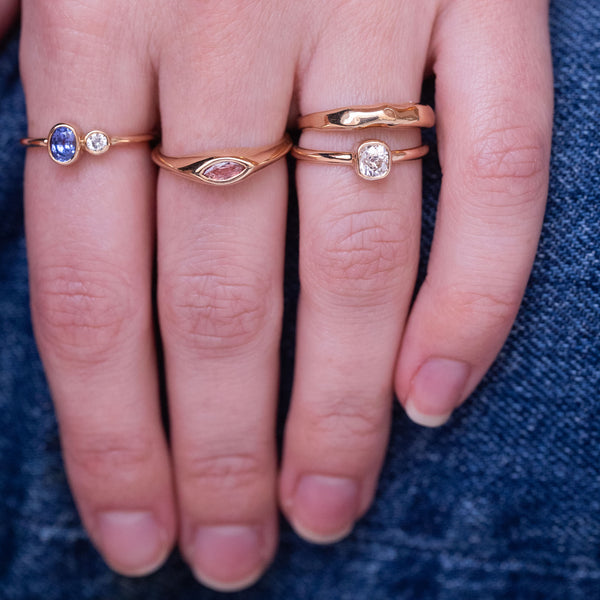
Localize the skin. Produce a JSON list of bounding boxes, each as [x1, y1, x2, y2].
[[19, 0, 553, 592]]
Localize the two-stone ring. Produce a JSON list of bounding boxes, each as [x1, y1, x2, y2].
[[21, 104, 434, 183], [21, 123, 155, 165]]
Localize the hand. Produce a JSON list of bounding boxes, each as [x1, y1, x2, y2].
[[20, 0, 552, 591]]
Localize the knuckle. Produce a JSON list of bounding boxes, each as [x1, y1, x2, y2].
[[303, 397, 386, 446], [179, 450, 263, 491], [464, 125, 549, 203], [160, 264, 274, 354], [302, 206, 414, 301], [443, 283, 522, 333], [31, 261, 139, 362], [31, 1, 115, 54], [65, 432, 155, 482]]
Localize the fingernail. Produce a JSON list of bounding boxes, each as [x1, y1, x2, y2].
[[191, 525, 266, 592], [96, 511, 168, 576], [290, 475, 359, 544], [405, 358, 470, 427]]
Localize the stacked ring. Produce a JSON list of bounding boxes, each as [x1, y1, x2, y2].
[[297, 103, 434, 131], [293, 103, 435, 181]]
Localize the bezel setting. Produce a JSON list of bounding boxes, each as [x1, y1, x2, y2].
[[356, 140, 391, 181], [195, 157, 254, 185], [48, 123, 81, 165], [84, 130, 110, 155]]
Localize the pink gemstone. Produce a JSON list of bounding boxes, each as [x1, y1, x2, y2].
[[203, 160, 246, 182]]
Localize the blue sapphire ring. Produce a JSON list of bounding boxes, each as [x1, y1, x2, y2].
[[21, 123, 155, 166]]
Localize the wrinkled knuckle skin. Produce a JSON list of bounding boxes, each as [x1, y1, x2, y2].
[[31, 263, 139, 363], [65, 433, 155, 484], [302, 208, 413, 301], [443, 285, 522, 335], [25, 1, 118, 61], [464, 125, 549, 204], [160, 266, 274, 354], [303, 398, 387, 449], [179, 451, 264, 492]]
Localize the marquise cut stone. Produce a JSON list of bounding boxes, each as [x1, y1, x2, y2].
[[202, 160, 247, 182], [85, 131, 109, 154], [50, 125, 78, 163], [357, 141, 390, 180]]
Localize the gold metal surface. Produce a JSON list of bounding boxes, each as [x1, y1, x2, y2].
[[297, 104, 435, 130]]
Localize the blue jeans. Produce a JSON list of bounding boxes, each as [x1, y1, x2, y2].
[[1, 1, 599, 598]]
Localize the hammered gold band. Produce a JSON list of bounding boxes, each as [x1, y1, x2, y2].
[[297, 103, 435, 131], [21, 123, 155, 165], [292, 140, 429, 181], [152, 134, 292, 185]]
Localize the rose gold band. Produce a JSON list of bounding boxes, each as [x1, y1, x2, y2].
[[297, 103, 435, 130], [292, 140, 429, 181], [152, 134, 292, 185]]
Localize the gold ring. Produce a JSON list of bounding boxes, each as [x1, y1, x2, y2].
[[20, 123, 155, 165], [297, 104, 435, 131], [292, 140, 429, 181], [152, 134, 292, 185]]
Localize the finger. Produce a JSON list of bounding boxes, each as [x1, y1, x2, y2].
[[395, 0, 553, 426], [155, 3, 298, 591], [280, 2, 437, 542], [20, 1, 175, 575]]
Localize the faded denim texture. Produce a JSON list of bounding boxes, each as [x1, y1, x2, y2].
[[1, 0, 599, 598]]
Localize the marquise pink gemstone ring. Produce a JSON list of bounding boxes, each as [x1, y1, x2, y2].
[[151, 134, 292, 185]]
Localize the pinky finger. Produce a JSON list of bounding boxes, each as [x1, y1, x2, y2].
[[395, 0, 553, 426]]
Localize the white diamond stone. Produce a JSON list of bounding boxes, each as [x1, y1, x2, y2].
[[357, 141, 391, 180], [85, 131, 109, 154]]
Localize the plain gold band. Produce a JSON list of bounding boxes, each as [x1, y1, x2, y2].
[[152, 134, 292, 185], [297, 103, 435, 130]]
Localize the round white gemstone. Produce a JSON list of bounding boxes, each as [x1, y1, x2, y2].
[[85, 131, 109, 154], [357, 141, 390, 180]]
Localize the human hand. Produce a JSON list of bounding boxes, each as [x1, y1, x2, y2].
[[20, 0, 552, 592]]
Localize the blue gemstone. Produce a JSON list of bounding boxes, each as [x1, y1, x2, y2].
[[50, 126, 78, 163]]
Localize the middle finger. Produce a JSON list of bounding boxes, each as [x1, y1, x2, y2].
[[155, 3, 299, 591]]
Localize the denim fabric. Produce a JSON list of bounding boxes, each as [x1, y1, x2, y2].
[[1, 0, 599, 598]]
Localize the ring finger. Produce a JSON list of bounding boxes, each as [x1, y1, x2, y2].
[[280, 1, 437, 541]]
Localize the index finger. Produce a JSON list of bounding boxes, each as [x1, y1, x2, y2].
[[20, 1, 176, 575]]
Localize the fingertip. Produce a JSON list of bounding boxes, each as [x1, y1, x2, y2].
[[96, 510, 173, 577], [399, 357, 470, 427], [403, 398, 452, 428]]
